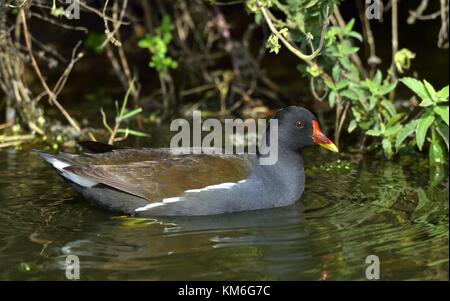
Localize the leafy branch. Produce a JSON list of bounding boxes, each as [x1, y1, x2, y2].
[[101, 81, 148, 145]]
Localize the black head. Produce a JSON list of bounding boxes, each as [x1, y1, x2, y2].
[[266, 106, 338, 153]]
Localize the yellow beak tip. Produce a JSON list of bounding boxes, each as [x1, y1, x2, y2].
[[319, 143, 339, 153]]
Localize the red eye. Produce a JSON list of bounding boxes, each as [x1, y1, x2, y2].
[[295, 121, 304, 129]]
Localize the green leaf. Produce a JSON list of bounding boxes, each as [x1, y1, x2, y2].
[[332, 65, 340, 81], [436, 121, 449, 150], [351, 107, 362, 122], [340, 56, 353, 72], [423, 80, 437, 102], [429, 140, 445, 165], [348, 119, 357, 133], [295, 11, 306, 32], [382, 139, 393, 159], [379, 83, 397, 96], [366, 129, 382, 136], [341, 46, 359, 55], [373, 70, 382, 86], [386, 113, 405, 128], [400, 77, 428, 101], [395, 119, 419, 149], [324, 79, 336, 90], [118, 108, 143, 121], [416, 113, 435, 150], [303, 0, 319, 9], [436, 85, 449, 101], [138, 36, 152, 49], [328, 91, 337, 108], [347, 31, 363, 42], [340, 89, 359, 101], [433, 106, 449, 125], [380, 100, 397, 116], [117, 128, 149, 137], [384, 124, 402, 137], [419, 98, 435, 107], [360, 120, 374, 130], [368, 96, 378, 111], [119, 82, 134, 116], [335, 80, 350, 90], [345, 18, 355, 31]]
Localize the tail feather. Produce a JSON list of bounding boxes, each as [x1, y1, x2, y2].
[[36, 150, 98, 188], [36, 150, 148, 214]]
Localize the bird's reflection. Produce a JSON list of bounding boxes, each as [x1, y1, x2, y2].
[[57, 201, 317, 280]]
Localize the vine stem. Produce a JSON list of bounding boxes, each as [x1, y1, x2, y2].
[[259, 5, 330, 61]]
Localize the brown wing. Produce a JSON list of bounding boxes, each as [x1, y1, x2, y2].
[[64, 149, 251, 202]]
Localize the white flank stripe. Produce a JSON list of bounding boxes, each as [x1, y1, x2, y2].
[[185, 182, 237, 193], [135, 181, 244, 212], [135, 202, 165, 212], [163, 197, 181, 203], [135, 197, 182, 212]]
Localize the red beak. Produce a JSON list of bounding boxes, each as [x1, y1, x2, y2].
[[312, 120, 339, 153]]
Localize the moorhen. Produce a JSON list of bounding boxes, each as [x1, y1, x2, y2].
[[37, 106, 338, 216]]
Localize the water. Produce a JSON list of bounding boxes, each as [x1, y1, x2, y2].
[[0, 139, 448, 280]]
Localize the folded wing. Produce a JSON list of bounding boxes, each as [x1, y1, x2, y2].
[[64, 148, 252, 202]]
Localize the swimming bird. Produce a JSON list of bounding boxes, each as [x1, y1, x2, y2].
[[37, 106, 338, 216]]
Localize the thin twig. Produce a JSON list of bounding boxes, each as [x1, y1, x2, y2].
[[0, 123, 11, 130], [29, 12, 88, 32], [310, 77, 328, 102], [438, 0, 449, 48], [407, 0, 429, 24], [100, 0, 128, 48], [390, 0, 399, 101], [20, 8, 81, 133], [335, 100, 350, 148], [0, 134, 34, 142], [52, 41, 84, 97], [100, 108, 113, 135], [355, 1, 380, 74]]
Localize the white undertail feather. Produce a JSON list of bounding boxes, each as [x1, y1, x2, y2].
[[46, 156, 98, 188]]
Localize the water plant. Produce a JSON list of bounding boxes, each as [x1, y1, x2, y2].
[[249, 0, 449, 165]]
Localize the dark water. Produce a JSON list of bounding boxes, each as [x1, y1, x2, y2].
[[0, 138, 448, 280]]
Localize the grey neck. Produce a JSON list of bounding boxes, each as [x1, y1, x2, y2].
[[253, 146, 305, 206]]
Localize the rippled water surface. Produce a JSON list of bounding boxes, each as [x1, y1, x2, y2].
[[0, 141, 448, 280]]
